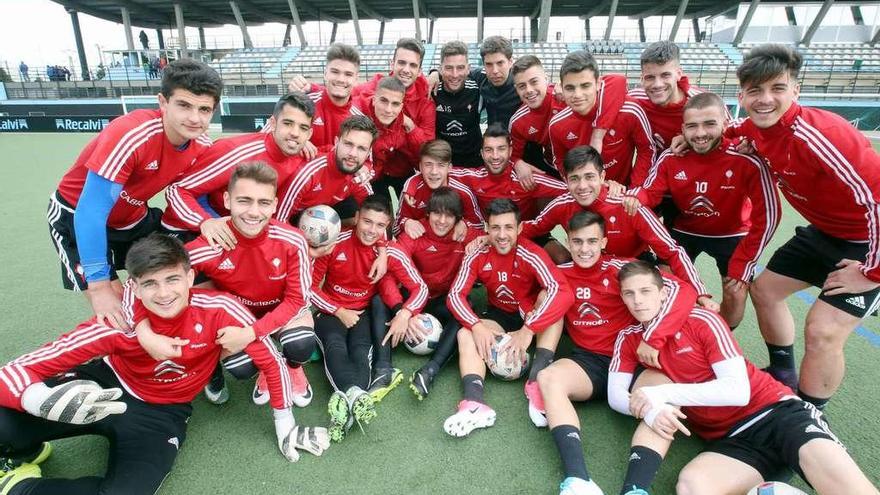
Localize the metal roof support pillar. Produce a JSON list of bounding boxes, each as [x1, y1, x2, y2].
[[733, 0, 760, 45], [538, 0, 552, 42], [638, 18, 646, 42], [604, 0, 620, 40], [668, 0, 690, 41], [800, 0, 834, 46], [121, 7, 135, 51], [412, 0, 422, 41], [428, 18, 435, 44], [174, 3, 188, 58], [379, 21, 386, 44], [67, 9, 90, 80], [477, 0, 484, 42], [230, 1, 253, 49], [692, 17, 701, 42], [198, 26, 207, 49], [157, 29, 166, 49], [530, 17, 539, 42], [330, 23, 338, 43], [348, 0, 363, 46], [286, 0, 308, 47]]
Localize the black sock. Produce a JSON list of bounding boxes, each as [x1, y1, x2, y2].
[[766, 344, 796, 369], [462, 374, 485, 403], [420, 361, 439, 376], [551, 425, 590, 481], [798, 389, 830, 411], [620, 446, 663, 495], [528, 347, 554, 381]]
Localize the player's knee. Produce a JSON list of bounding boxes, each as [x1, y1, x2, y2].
[[222, 352, 258, 380], [675, 466, 710, 495], [536, 365, 560, 392], [279, 326, 317, 364], [748, 276, 776, 306], [803, 321, 848, 354]]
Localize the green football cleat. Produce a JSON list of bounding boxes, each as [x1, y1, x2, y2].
[[346, 387, 376, 426], [0, 464, 41, 495], [327, 391, 351, 443], [367, 368, 402, 404], [1, 442, 52, 477]]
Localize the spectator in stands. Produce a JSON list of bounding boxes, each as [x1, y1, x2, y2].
[[18, 61, 29, 82]]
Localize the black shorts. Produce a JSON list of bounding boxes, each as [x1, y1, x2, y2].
[[672, 230, 744, 279], [766, 224, 880, 317], [453, 151, 484, 169], [705, 398, 842, 482], [563, 347, 611, 399], [47, 191, 164, 291], [372, 174, 409, 203], [480, 304, 524, 332], [158, 226, 199, 244]]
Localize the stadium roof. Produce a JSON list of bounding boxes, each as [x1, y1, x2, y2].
[[49, 0, 825, 29]]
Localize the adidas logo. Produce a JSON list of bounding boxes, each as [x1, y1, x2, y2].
[[313, 183, 323, 192], [566, 432, 580, 440], [218, 258, 235, 270], [528, 126, 538, 135], [566, 131, 578, 141], [336, 252, 348, 262], [674, 171, 688, 181], [145, 160, 159, 170], [845, 296, 866, 309], [168, 437, 180, 450], [314, 117, 324, 125], [427, 245, 438, 252], [629, 452, 641, 461], [482, 262, 492, 271]]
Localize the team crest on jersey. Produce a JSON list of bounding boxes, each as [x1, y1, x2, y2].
[[721, 170, 736, 190], [194, 323, 203, 334], [272, 258, 281, 267], [495, 284, 514, 300], [528, 126, 538, 135], [218, 258, 235, 270], [609, 216, 616, 224], [482, 262, 492, 271], [602, 278, 609, 287], [566, 131, 578, 141], [336, 252, 348, 262], [609, 129, 616, 137], [145, 160, 159, 170]]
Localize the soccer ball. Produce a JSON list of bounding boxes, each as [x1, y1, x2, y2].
[[747, 482, 808, 495], [487, 334, 530, 381], [298, 205, 341, 247], [404, 313, 443, 355]]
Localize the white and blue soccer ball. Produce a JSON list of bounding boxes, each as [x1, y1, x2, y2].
[[747, 482, 808, 495], [487, 334, 530, 381], [298, 205, 341, 247], [404, 313, 443, 355]]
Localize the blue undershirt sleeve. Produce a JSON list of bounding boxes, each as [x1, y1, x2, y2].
[[196, 194, 221, 218], [74, 171, 123, 284]]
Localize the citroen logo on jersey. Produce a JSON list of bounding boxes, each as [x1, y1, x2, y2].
[[495, 284, 514, 300], [577, 301, 601, 319], [154, 360, 186, 377], [447, 120, 464, 132], [687, 195, 719, 217], [528, 126, 538, 135]]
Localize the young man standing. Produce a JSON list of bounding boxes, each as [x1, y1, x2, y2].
[[729, 44, 880, 409], [47, 59, 222, 330], [433, 41, 483, 168], [608, 261, 878, 495], [630, 92, 780, 328], [311, 196, 428, 442], [0, 235, 329, 494], [540, 212, 696, 495], [445, 199, 573, 436], [162, 92, 315, 246], [548, 51, 655, 186]]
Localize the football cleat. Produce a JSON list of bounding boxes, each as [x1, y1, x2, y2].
[[0, 464, 40, 495], [346, 386, 376, 426], [621, 487, 650, 495], [203, 371, 229, 405], [367, 368, 402, 403], [524, 379, 548, 428], [559, 477, 605, 495], [409, 366, 437, 401], [289, 366, 313, 408], [327, 391, 351, 443], [762, 366, 798, 391], [443, 400, 496, 437], [252, 373, 270, 406], [1, 443, 52, 478]]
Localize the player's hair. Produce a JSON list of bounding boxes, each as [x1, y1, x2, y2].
[[440, 41, 469, 62], [563, 145, 604, 176], [394, 38, 425, 65], [228, 161, 278, 193], [338, 115, 378, 143], [482, 123, 511, 145], [640, 40, 680, 67], [486, 198, 520, 224], [617, 260, 664, 289], [568, 210, 605, 236], [427, 186, 464, 221], [683, 92, 726, 114], [559, 50, 600, 83], [160, 58, 223, 106], [359, 194, 393, 219], [511, 55, 543, 78], [273, 91, 315, 120], [126, 233, 191, 280], [420, 139, 452, 163], [737, 44, 803, 88], [326, 43, 361, 66], [480, 36, 513, 60], [376, 76, 406, 95]]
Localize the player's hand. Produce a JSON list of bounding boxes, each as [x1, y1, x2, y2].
[[722, 276, 748, 294], [136, 320, 189, 360], [824, 259, 880, 296], [646, 405, 691, 441], [472, 322, 503, 362], [308, 242, 336, 259], [88, 281, 129, 331], [734, 137, 755, 155], [606, 180, 626, 198], [452, 220, 468, 242], [622, 195, 642, 216], [300, 140, 318, 161], [513, 159, 536, 191], [216, 325, 256, 355], [335, 308, 364, 328], [402, 115, 416, 133], [589, 128, 607, 154], [354, 165, 373, 184], [405, 314, 431, 345], [629, 388, 657, 418], [382, 309, 412, 347], [669, 135, 688, 155], [368, 250, 388, 283], [403, 218, 426, 239], [502, 327, 535, 364], [696, 296, 720, 313], [636, 340, 662, 369], [283, 425, 331, 459], [21, 381, 127, 424], [287, 75, 309, 93], [553, 84, 564, 102], [427, 71, 440, 96], [465, 235, 488, 255], [200, 217, 237, 251]]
